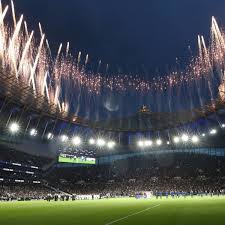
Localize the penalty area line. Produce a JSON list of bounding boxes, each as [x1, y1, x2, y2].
[[105, 203, 161, 225]]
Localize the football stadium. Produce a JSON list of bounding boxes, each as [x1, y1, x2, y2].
[[1, 1, 225, 225]]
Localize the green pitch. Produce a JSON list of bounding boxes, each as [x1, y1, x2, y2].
[[0, 196, 225, 225]]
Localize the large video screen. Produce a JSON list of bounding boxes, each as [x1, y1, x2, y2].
[[58, 154, 96, 165]]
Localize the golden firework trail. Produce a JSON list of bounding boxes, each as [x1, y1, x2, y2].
[[0, 1, 224, 117]]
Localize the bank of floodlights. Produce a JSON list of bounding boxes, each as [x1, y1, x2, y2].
[[89, 138, 95, 145], [210, 129, 217, 135], [72, 136, 81, 146], [173, 136, 180, 144], [192, 135, 199, 143], [9, 122, 20, 134], [29, 128, 37, 137], [47, 133, 54, 140], [144, 140, 153, 147], [5, 118, 223, 150], [107, 141, 116, 149], [97, 138, 106, 147], [181, 134, 189, 142], [137, 140, 154, 148], [156, 139, 162, 146], [60, 135, 68, 143], [137, 140, 144, 148]]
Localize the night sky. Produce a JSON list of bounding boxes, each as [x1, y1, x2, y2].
[[10, 0, 225, 76], [1, 0, 225, 119]]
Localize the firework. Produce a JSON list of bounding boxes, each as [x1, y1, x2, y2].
[[0, 1, 224, 118]]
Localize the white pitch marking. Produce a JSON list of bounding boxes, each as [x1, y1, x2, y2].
[[105, 203, 161, 225]]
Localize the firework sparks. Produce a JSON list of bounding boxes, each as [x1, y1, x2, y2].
[[0, 1, 224, 118]]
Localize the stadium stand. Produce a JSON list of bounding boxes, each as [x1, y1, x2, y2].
[[0, 148, 225, 201], [46, 152, 225, 197]]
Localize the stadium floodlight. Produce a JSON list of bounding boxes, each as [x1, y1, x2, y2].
[[107, 141, 116, 149], [167, 141, 170, 145], [210, 129, 217, 135], [192, 135, 199, 143], [47, 133, 54, 140], [202, 133, 206, 137], [9, 122, 20, 134], [89, 138, 95, 145], [60, 135, 68, 143], [156, 139, 162, 146], [181, 134, 189, 142], [222, 124, 225, 128], [173, 136, 180, 143], [72, 136, 81, 146], [144, 140, 153, 147], [97, 138, 106, 147], [137, 140, 144, 148], [29, 128, 37, 136]]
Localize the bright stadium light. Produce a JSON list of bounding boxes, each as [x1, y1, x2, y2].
[[181, 134, 189, 142], [202, 133, 206, 137], [167, 141, 170, 145], [156, 139, 162, 146], [173, 136, 180, 143], [137, 140, 144, 148], [210, 129, 217, 135], [89, 138, 95, 145], [192, 135, 199, 143], [222, 124, 225, 128], [107, 141, 116, 149], [144, 140, 153, 147], [29, 128, 37, 136], [60, 135, 68, 143], [9, 122, 20, 134], [47, 133, 54, 140], [97, 138, 106, 147], [72, 136, 81, 146]]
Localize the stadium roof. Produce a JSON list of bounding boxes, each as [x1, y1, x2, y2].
[[1, 70, 225, 133]]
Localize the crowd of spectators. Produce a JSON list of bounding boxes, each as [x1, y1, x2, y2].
[[0, 147, 55, 201], [0, 146, 52, 168], [0, 184, 56, 201], [47, 153, 225, 197], [0, 151, 225, 200]]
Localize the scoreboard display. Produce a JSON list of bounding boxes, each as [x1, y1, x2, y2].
[[58, 154, 96, 165]]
